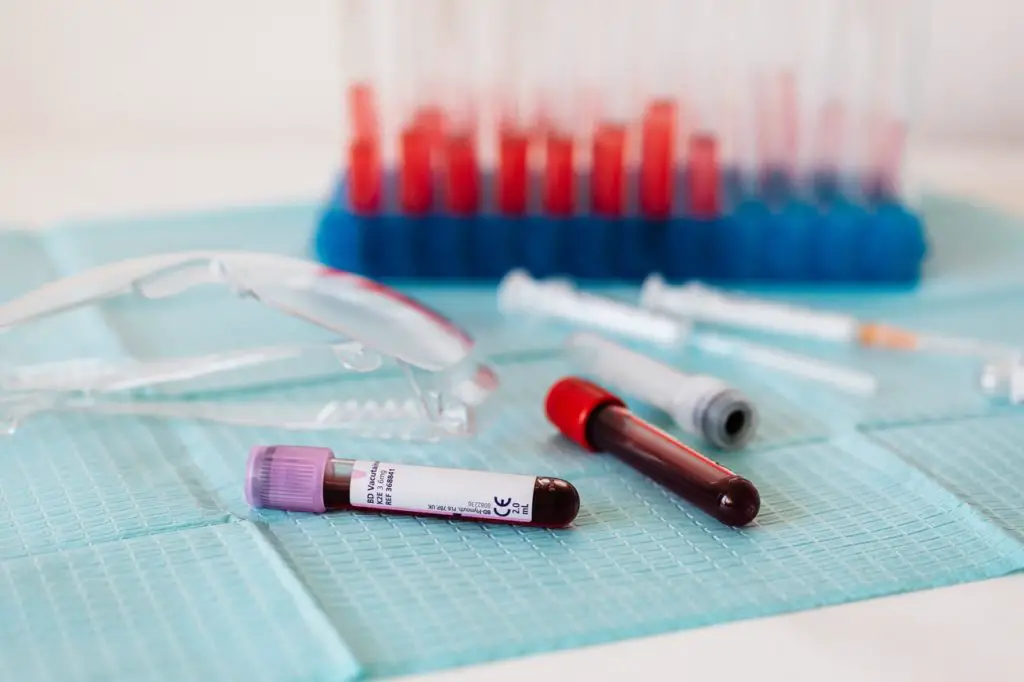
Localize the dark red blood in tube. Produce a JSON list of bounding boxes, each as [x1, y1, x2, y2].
[[348, 83, 377, 140], [498, 129, 529, 216], [444, 132, 480, 215], [591, 124, 626, 217], [640, 100, 676, 218], [400, 126, 433, 214], [348, 136, 381, 213], [545, 377, 760, 527], [688, 133, 720, 217], [544, 134, 575, 216]]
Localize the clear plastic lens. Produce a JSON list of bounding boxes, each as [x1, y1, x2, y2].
[[0, 392, 472, 441], [0, 252, 496, 439]]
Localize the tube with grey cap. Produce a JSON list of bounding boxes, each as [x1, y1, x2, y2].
[[565, 332, 758, 450]]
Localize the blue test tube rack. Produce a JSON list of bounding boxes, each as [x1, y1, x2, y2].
[[314, 170, 927, 284]]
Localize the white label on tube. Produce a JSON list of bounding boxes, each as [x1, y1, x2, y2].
[[350, 460, 536, 522]]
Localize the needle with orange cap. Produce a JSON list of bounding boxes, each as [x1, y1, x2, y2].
[[641, 276, 1019, 360]]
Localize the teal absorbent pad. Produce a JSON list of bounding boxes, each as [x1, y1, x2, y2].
[[4, 195, 1024, 679]]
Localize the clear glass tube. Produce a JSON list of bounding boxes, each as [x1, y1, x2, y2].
[[566, 332, 758, 449], [862, 0, 928, 200], [591, 405, 760, 526]]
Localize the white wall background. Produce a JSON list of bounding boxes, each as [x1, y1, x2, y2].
[[0, 0, 1022, 148]]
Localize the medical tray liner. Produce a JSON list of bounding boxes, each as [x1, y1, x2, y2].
[[2, 194, 1024, 680]]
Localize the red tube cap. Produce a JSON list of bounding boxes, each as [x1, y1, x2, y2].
[[545, 377, 625, 452]]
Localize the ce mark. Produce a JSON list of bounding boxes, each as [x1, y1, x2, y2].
[[492, 497, 512, 517]]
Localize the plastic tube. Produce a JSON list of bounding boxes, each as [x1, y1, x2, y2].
[[539, 0, 577, 216], [590, 0, 634, 217], [343, 0, 382, 213], [566, 332, 758, 449], [638, 0, 680, 219], [686, 0, 722, 216], [442, 0, 482, 215], [246, 445, 580, 527], [691, 332, 878, 396], [546, 377, 760, 527], [495, 0, 536, 216]]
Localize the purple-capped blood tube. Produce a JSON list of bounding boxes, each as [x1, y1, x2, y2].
[[245, 445, 580, 527]]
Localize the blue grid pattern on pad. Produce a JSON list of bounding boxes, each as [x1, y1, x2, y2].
[[236, 438, 1023, 678], [864, 414, 1024, 542], [751, 339, 990, 429], [0, 522, 361, 682], [155, 354, 1022, 677], [316, 178, 927, 284], [0, 413, 228, 561], [3, 197, 1024, 679]]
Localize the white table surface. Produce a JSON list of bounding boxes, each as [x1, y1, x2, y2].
[[2, 135, 1023, 682]]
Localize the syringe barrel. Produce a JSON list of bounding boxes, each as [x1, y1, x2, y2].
[[566, 332, 757, 450], [245, 445, 579, 527], [640, 276, 858, 343], [497, 270, 687, 345], [693, 331, 878, 396]]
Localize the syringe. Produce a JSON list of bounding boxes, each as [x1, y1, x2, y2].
[[497, 269, 689, 346], [566, 332, 758, 450], [641, 276, 1020, 360], [499, 271, 877, 396]]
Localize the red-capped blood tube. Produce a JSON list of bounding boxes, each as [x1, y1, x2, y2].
[[348, 82, 378, 140], [400, 123, 433, 214], [246, 445, 580, 528], [545, 377, 760, 527], [498, 128, 529, 215], [348, 135, 381, 214], [345, 81, 381, 213], [640, 100, 676, 218], [444, 131, 480, 215], [591, 124, 626, 217], [544, 133, 575, 216], [688, 133, 720, 218]]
